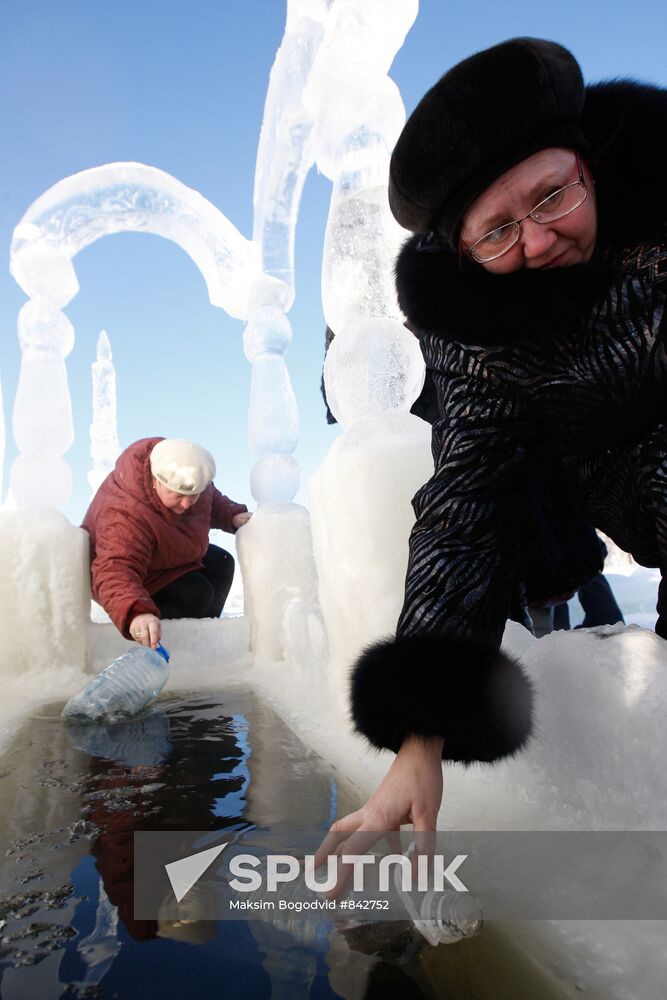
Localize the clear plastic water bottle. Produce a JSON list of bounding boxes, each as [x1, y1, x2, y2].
[[63, 644, 170, 722]]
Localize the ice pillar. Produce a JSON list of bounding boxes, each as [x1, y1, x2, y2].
[[238, 1, 332, 666], [307, 1, 431, 688], [88, 330, 121, 498], [11, 297, 75, 508], [245, 0, 330, 504]]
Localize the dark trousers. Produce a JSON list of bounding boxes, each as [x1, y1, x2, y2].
[[152, 544, 235, 620], [549, 573, 625, 633], [575, 573, 625, 629]]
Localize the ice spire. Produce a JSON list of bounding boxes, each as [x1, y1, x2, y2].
[[88, 330, 120, 497]]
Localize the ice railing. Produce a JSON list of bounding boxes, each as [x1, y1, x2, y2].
[[6, 0, 423, 510]]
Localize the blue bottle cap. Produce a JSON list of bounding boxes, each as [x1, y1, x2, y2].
[[155, 643, 170, 663]]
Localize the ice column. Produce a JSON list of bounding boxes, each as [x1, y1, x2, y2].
[[309, 0, 424, 424], [88, 330, 121, 497], [245, 0, 330, 505], [307, 1, 433, 690], [11, 296, 75, 508], [238, 0, 331, 666]]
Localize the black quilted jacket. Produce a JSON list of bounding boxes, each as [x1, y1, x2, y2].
[[350, 79, 667, 765]]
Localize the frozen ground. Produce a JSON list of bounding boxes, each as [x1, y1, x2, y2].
[[0, 538, 665, 1000]]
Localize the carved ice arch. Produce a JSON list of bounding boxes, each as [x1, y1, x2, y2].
[[9, 162, 262, 508]]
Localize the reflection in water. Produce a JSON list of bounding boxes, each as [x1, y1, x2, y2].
[[0, 692, 437, 1000]]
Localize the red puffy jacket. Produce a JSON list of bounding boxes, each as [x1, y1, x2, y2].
[[82, 437, 248, 637]]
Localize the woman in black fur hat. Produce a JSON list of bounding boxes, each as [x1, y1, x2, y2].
[[326, 37, 667, 850]]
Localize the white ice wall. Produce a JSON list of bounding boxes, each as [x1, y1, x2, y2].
[[0, 509, 89, 678]]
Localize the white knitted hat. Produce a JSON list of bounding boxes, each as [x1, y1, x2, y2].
[[149, 439, 216, 495]]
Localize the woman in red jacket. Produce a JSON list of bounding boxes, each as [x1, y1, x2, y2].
[[82, 437, 251, 648]]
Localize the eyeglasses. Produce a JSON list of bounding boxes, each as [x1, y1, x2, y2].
[[463, 155, 588, 263]]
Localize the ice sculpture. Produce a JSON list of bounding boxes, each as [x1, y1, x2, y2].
[[252, 0, 329, 304], [7, 0, 421, 511], [240, 0, 422, 670], [312, 1, 422, 427], [88, 331, 121, 497], [11, 296, 75, 508], [9, 163, 261, 507], [303, 0, 426, 691], [244, 0, 330, 504]]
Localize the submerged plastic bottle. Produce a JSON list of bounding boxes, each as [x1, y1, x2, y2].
[[62, 643, 170, 722]]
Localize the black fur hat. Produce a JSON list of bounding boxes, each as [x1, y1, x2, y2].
[[389, 37, 590, 246]]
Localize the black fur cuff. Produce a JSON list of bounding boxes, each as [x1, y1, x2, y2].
[[350, 633, 534, 764]]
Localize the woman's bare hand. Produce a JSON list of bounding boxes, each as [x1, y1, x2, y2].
[[130, 613, 161, 648], [314, 734, 444, 896], [232, 511, 253, 529]]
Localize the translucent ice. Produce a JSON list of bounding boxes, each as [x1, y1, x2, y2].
[[314, 0, 419, 432], [243, 307, 293, 363], [323, 317, 425, 427], [244, 0, 331, 502], [11, 163, 260, 318], [303, 0, 416, 179], [305, 58, 406, 180], [248, 353, 299, 455], [252, 0, 328, 307], [9, 162, 263, 508], [88, 330, 121, 497], [250, 453, 301, 505], [314, 0, 418, 74], [321, 135, 407, 334]]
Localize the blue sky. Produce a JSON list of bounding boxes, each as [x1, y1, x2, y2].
[[1, 0, 666, 523]]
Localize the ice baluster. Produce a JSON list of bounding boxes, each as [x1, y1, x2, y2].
[[11, 297, 75, 508], [62, 643, 170, 722], [243, 313, 301, 504], [320, 135, 424, 427], [88, 330, 121, 498]]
